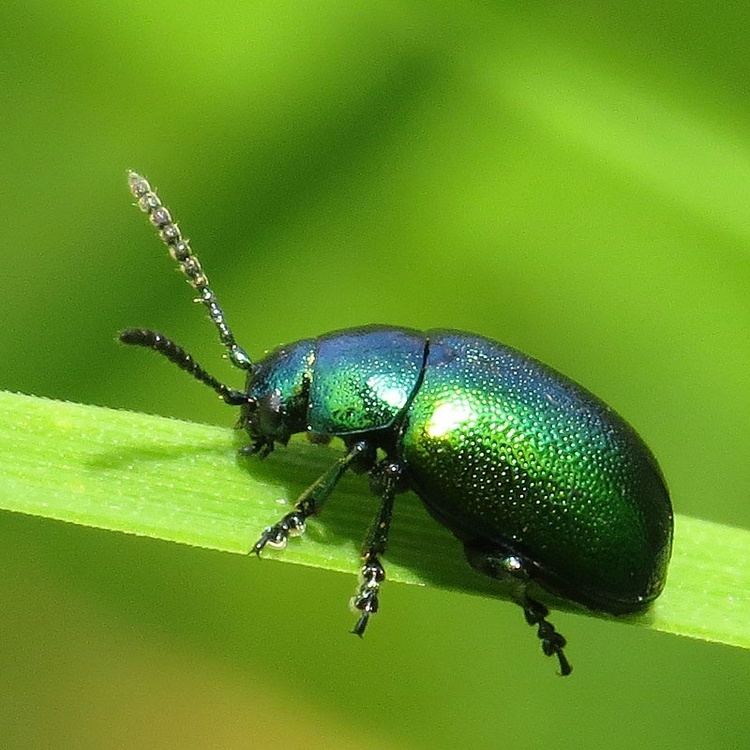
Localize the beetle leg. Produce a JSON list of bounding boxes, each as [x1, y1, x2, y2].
[[251, 440, 370, 555], [521, 595, 572, 677], [350, 462, 403, 637], [463, 544, 572, 676]]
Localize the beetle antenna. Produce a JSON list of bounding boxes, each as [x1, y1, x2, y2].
[[119, 328, 249, 406], [127, 170, 253, 371]]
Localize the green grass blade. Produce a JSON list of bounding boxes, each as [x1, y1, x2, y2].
[[0, 390, 747, 648]]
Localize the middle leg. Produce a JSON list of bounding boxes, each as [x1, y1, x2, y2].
[[350, 460, 405, 637]]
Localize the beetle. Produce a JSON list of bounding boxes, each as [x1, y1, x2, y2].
[[121, 171, 673, 676]]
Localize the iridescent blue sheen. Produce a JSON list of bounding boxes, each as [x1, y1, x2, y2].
[[244, 326, 672, 613], [309, 326, 425, 434]]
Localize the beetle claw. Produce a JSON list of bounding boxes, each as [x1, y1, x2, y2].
[[350, 612, 370, 638], [349, 558, 384, 637]]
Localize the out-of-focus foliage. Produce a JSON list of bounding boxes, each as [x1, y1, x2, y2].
[[1, 2, 748, 748]]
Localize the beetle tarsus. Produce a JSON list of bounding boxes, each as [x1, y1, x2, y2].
[[522, 596, 572, 676], [462, 543, 573, 675], [350, 558, 385, 637], [251, 512, 306, 555], [251, 441, 371, 555], [239, 439, 274, 458], [349, 462, 400, 636], [351, 613, 370, 638]]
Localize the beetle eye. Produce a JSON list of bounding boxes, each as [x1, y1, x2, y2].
[[257, 389, 284, 433]]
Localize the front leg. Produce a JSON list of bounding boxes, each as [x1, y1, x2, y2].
[[252, 439, 371, 555]]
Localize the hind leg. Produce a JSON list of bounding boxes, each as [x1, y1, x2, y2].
[[464, 542, 572, 676]]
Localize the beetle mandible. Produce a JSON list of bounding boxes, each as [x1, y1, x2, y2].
[[121, 171, 673, 676]]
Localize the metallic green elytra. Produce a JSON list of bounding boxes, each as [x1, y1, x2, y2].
[[121, 171, 673, 676]]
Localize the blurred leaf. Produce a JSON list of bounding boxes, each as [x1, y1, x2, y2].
[[0, 390, 747, 649]]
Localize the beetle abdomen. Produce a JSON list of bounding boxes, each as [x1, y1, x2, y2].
[[401, 331, 673, 612]]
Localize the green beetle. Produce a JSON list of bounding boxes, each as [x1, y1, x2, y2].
[[122, 171, 673, 676]]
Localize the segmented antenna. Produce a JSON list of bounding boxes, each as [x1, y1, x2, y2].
[[119, 328, 248, 405], [127, 170, 252, 371]]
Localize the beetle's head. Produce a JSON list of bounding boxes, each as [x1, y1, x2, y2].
[[119, 330, 316, 455], [237, 339, 315, 453], [120, 171, 316, 455]]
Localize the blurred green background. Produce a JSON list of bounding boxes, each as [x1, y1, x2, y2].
[[1, 1, 749, 748]]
